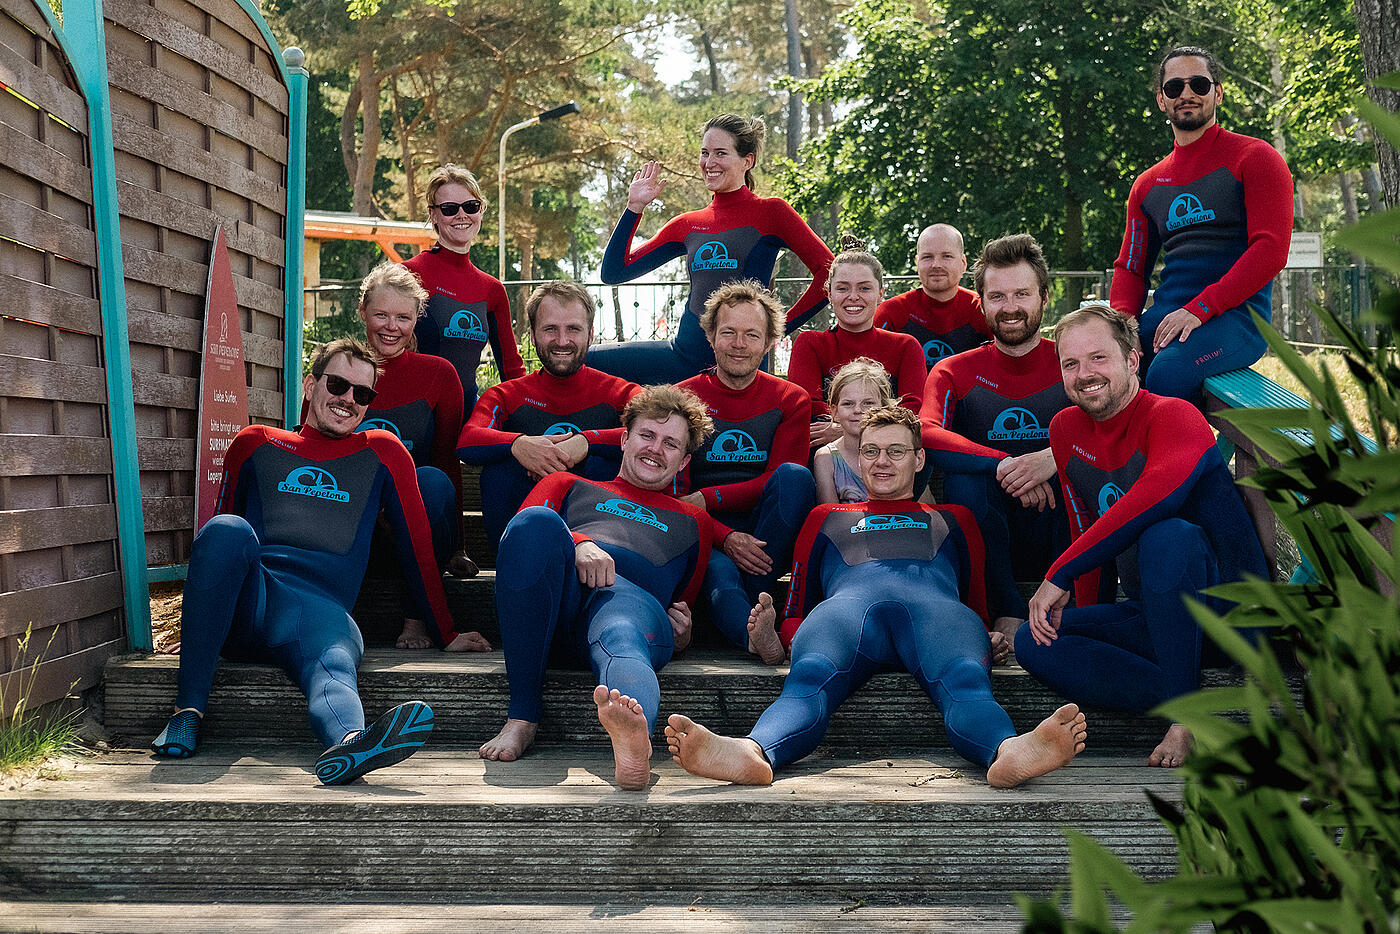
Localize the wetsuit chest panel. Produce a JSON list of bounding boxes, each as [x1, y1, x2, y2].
[[821, 508, 952, 565], [684, 227, 763, 316], [506, 400, 624, 436], [360, 400, 433, 457], [956, 383, 1068, 458], [251, 445, 382, 555], [904, 321, 985, 367], [691, 409, 783, 487], [1065, 449, 1148, 588], [564, 482, 699, 568], [419, 293, 489, 389]]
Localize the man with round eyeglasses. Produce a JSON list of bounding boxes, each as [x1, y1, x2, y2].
[[1110, 45, 1293, 400], [665, 404, 1089, 789]]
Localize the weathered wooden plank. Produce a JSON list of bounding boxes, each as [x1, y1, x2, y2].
[[248, 386, 283, 421], [0, 573, 122, 637], [0, 434, 112, 476], [0, 353, 107, 404], [114, 179, 286, 266], [110, 111, 286, 215], [0, 37, 87, 129], [136, 436, 196, 471], [3, 0, 62, 38], [103, 0, 289, 107], [0, 503, 117, 551], [106, 48, 287, 162], [130, 367, 196, 409], [141, 495, 192, 533], [120, 240, 284, 316], [0, 118, 93, 200], [0, 272, 102, 335], [0, 190, 98, 266], [125, 307, 281, 370], [0, 638, 123, 713]]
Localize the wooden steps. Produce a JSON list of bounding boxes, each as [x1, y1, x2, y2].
[[0, 744, 1179, 904], [100, 648, 1187, 756]]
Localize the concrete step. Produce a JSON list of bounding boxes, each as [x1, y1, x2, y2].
[[102, 648, 1190, 756], [0, 743, 1180, 904]]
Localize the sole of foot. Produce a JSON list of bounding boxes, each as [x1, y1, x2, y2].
[[987, 703, 1087, 789], [593, 685, 652, 791], [747, 593, 785, 665], [664, 714, 773, 786], [315, 700, 434, 785]]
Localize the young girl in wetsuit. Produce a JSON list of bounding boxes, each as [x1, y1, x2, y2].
[[592, 114, 833, 384], [813, 357, 893, 504]]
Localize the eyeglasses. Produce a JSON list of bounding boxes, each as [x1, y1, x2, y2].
[[858, 444, 914, 462], [321, 373, 377, 406], [431, 199, 483, 216], [1161, 75, 1215, 99]]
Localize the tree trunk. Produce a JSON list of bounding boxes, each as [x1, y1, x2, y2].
[[612, 286, 626, 342], [784, 0, 802, 161], [392, 82, 418, 220], [700, 29, 720, 95], [1354, 0, 1400, 207], [340, 80, 362, 190], [353, 51, 381, 218]]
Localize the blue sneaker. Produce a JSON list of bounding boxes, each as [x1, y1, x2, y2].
[[152, 709, 201, 758], [315, 701, 434, 785]]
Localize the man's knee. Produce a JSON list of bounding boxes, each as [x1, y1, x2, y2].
[[940, 471, 998, 517], [187, 515, 259, 587], [1143, 350, 1204, 399], [936, 654, 993, 702], [416, 466, 454, 513], [766, 462, 816, 508], [1139, 518, 1212, 592]]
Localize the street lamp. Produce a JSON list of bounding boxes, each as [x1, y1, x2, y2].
[[498, 101, 581, 280]]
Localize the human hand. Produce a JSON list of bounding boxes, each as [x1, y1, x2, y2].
[[575, 541, 616, 588], [1026, 579, 1070, 646], [1015, 480, 1058, 512], [551, 432, 590, 468], [809, 419, 841, 448], [1153, 308, 1201, 352], [627, 161, 665, 212], [679, 491, 707, 510], [668, 601, 692, 653], [511, 434, 573, 477], [722, 531, 772, 576], [996, 449, 1057, 499]]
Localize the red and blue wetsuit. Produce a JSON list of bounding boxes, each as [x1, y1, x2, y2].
[[875, 286, 988, 370], [787, 325, 927, 416], [456, 365, 641, 545], [1111, 123, 1293, 398], [1014, 390, 1268, 713], [592, 186, 834, 384], [675, 369, 815, 646], [404, 246, 527, 411], [497, 474, 729, 731], [173, 425, 455, 747], [919, 339, 1071, 618], [747, 501, 1016, 771]]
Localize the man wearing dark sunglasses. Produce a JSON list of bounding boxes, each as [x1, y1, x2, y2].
[[1110, 45, 1293, 401], [152, 337, 486, 785]]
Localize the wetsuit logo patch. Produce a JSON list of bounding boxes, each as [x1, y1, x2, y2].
[[444, 309, 488, 340], [359, 418, 412, 450], [923, 339, 954, 365], [692, 241, 739, 271], [706, 429, 767, 463], [545, 422, 582, 435], [851, 514, 929, 533], [1098, 482, 1125, 513], [595, 497, 669, 531], [277, 466, 350, 503], [1166, 193, 1216, 230], [987, 407, 1048, 442]]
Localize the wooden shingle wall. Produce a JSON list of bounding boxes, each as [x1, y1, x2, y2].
[[0, 1, 125, 707], [105, 0, 290, 567]]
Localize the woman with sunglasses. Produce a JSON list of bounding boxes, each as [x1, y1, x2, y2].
[[354, 262, 486, 649], [404, 165, 527, 412], [592, 114, 834, 384]]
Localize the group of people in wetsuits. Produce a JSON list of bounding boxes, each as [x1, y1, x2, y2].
[[153, 44, 1291, 791]]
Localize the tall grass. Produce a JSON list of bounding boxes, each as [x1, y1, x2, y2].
[[0, 625, 80, 774]]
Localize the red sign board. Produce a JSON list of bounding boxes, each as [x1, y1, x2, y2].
[[193, 225, 249, 532]]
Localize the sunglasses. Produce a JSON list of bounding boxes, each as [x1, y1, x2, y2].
[[1161, 75, 1215, 99], [321, 373, 377, 406], [858, 444, 915, 462], [432, 199, 483, 217]]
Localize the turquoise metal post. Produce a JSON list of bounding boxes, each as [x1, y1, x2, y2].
[[283, 47, 309, 426], [61, 0, 153, 650]]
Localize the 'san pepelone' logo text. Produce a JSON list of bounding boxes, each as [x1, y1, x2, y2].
[[851, 514, 929, 534], [707, 429, 767, 462], [987, 407, 1047, 442], [445, 308, 488, 340], [1166, 193, 1215, 231], [692, 241, 738, 271], [361, 418, 411, 450], [1097, 482, 1126, 514], [596, 497, 668, 531], [278, 466, 350, 502]]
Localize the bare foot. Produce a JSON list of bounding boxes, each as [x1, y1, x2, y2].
[[593, 685, 652, 790], [988, 631, 1011, 665], [992, 616, 1022, 644], [444, 631, 492, 652], [1147, 723, 1193, 768], [665, 714, 773, 785], [987, 703, 1087, 788], [396, 618, 434, 650], [746, 593, 785, 665], [448, 550, 479, 578], [479, 718, 537, 760]]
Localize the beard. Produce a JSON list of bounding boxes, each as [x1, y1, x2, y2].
[[540, 347, 586, 378], [1169, 104, 1213, 132]]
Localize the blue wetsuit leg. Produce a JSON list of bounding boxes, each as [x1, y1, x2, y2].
[[1138, 309, 1267, 400], [941, 471, 1023, 619], [416, 466, 459, 565], [277, 591, 366, 747], [495, 506, 590, 723], [586, 578, 674, 731], [1014, 517, 1219, 712], [479, 459, 541, 547], [703, 464, 816, 647]]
